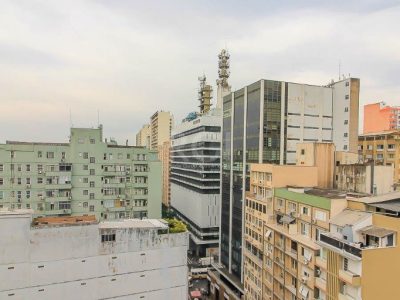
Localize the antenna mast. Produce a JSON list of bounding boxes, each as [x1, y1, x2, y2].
[[216, 49, 231, 109]]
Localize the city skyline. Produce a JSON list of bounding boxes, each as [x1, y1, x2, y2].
[[1, 0, 399, 143]]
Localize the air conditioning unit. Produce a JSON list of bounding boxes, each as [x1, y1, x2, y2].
[[26, 185, 31, 189], [38, 170, 42, 174], [68, 196, 72, 200]]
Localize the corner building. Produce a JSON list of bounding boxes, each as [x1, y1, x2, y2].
[[0, 126, 161, 220], [217, 78, 359, 297]]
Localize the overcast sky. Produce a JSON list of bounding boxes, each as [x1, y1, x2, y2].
[[1, 0, 399, 144]]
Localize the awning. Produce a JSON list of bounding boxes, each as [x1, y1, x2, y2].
[[265, 230, 272, 238]]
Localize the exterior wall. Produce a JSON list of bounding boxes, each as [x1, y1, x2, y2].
[[150, 111, 173, 150], [363, 102, 400, 134], [362, 214, 400, 300], [358, 131, 400, 183], [250, 164, 318, 188], [296, 143, 335, 188], [0, 127, 161, 220], [170, 110, 221, 247], [135, 124, 151, 148], [0, 213, 189, 300], [158, 141, 171, 207], [332, 79, 359, 153]]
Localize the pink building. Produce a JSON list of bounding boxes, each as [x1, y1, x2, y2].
[[364, 102, 400, 133]]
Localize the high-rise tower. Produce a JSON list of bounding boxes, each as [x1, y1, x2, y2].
[[198, 75, 213, 114], [216, 49, 231, 109]]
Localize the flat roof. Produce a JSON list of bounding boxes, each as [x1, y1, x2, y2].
[[99, 219, 168, 230], [5, 141, 69, 146], [274, 188, 332, 210], [369, 199, 400, 213], [359, 225, 395, 238], [359, 130, 400, 137], [353, 191, 400, 204], [329, 209, 371, 227], [33, 215, 97, 226]]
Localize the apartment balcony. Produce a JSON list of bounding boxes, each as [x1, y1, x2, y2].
[[339, 293, 356, 300], [132, 182, 148, 188], [339, 269, 361, 287], [102, 182, 126, 188], [102, 194, 126, 200], [315, 256, 327, 270], [319, 233, 362, 259], [44, 196, 71, 202], [314, 277, 326, 292], [44, 208, 71, 215], [103, 170, 128, 176], [44, 170, 72, 177], [45, 183, 72, 189], [244, 249, 263, 267]]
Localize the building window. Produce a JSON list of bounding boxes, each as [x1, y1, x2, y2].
[[314, 210, 327, 222], [101, 233, 116, 242], [343, 145, 348, 150], [301, 206, 309, 215], [38, 151, 42, 158], [83, 165, 88, 171], [344, 107, 349, 112], [90, 169, 95, 175], [90, 181, 95, 188], [83, 178, 89, 183], [46, 152, 54, 159], [301, 149, 305, 155], [0, 178, 3, 185], [90, 139, 95, 144], [26, 164, 31, 171], [26, 178, 31, 185], [83, 190, 88, 195], [0, 191, 3, 199], [90, 157, 95, 163], [127, 154, 131, 159], [83, 202, 88, 208], [26, 191, 30, 199], [0, 164, 3, 172], [83, 152, 89, 159], [344, 133, 348, 137], [17, 164, 22, 172], [17, 178, 21, 185], [90, 193, 95, 200], [37, 177, 43, 184], [345, 82, 349, 87], [344, 120, 348, 125], [78, 138, 84, 144], [343, 258, 348, 271], [11, 151, 15, 158], [61, 152, 66, 159], [89, 205, 94, 212], [345, 95, 349, 100]]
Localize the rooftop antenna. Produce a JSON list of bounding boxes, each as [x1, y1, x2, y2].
[[338, 60, 341, 81]]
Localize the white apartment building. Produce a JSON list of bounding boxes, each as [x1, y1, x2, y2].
[[0, 210, 188, 300]]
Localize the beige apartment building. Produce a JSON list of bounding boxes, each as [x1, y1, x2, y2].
[[358, 130, 400, 184], [136, 111, 174, 207], [159, 140, 171, 207], [136, 124, 151, 148], [150, 111, 174, 150], [244, 163, 348, 300]]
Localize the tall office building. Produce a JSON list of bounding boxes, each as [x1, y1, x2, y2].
[[0, 211, 188, 299], [363, 102, 400, 134], [150, 111, 174, 151], [0, 126, 161, 220], [216, 77, 360, 296], [135, 124, 151, 148], [170, 108, 221, 256]]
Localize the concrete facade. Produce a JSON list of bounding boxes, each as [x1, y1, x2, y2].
[[0, 211, 188, 299], [150, 111, 173, 151], [358, 130, 400, 183], [0, 126, 162, 220], [170, 109, 221, 256], [363, 102, 400, 134], [135, 124, 151, 149], [158, 141, 171, 207]]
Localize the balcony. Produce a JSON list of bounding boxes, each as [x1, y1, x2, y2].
[[339, 269, 361, 286], [319, 233, 362, 259], [45, 196, 71, 202], [314, 277, 326, 292], [44, 208, 71, 215], [45, 183, 72, 189], [315, 256, 327, 269]]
